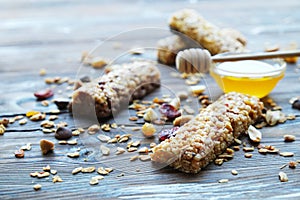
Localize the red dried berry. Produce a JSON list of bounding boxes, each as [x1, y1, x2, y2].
[[159, 103, 181, 120], [34, 88, 54, 100], [159, 126, 180, 141]]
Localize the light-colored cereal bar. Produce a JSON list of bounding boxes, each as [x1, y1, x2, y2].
[[169, 9, 246, 55], [70, 61, 160, 119], [151, 92, 263, 173]]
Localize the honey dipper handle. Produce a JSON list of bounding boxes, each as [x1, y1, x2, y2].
[[212, 49, 300, 62]]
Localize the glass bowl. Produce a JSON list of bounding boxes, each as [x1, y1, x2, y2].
[[210, 59, 286, 98]]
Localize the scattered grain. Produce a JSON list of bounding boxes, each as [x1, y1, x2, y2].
[[279, 171, 288, 182], [100, 145, 110, 156], [218, 179, 229, 183], [52, 175, 63, 183], [231, 169, 238, 175], [284, 134, 296, 142], [81, 166, 95, 173], [72, 167, 83, 175], [279, 152, 294, 157], [244, 153, 252, 158], [97, 167, 109, 175], [139, 155, 151, 161], [247, 125, 262, 143], [243, 146, 254, 152], [87, 124, 100, 134], [33, 184, 42, 191], [67, 152, 80, 158]]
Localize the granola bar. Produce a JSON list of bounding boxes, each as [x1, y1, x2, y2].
[[70, 61, 160, 119], [169, 9, 246, 55], [151, 92, 263, 173]]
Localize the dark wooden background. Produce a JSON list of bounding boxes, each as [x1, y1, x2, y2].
[[1, 0, 300, 199]]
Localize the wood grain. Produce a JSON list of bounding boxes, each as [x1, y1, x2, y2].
[[1, 0, 300, 199]]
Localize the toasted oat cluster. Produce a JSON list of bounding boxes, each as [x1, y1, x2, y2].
[[70, 61, 161, 119], [151, 92, 263, 173]]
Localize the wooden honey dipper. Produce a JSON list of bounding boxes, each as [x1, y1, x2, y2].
[[176, 48, 300, 73]]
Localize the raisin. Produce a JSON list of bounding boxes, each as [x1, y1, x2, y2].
[[292, 99, 300, 110], [158, 126, 179, 141], [55, 127, 72, 140], [159, 103, 181, 120]]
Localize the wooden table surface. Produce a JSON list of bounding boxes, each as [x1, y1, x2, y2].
[[1, 0, 300, 199]]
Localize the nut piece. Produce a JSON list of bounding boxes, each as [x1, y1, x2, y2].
[[218, 179, 229, 183], [279, 171, 288, 182], [40, 139, 54, 155], [87, 124, 100, 134], [89, 177, 99, 185], [173, 115, 193, 126], [244, 153, 253, 158], [141, 123, 156, 138], [143, 108, 158, 122], [279, 152, 294, 157], [67, 152, 80, 158], [81, 166, 95, 173], [289, 161, 297, 169], [33, 184, 42, 191], [231, 169, 238, 175], [72, 167, 83, 174], [283, 134, 296, 142], [247, 125, 262, 143], [0, 124, 6, 135], [190, 85, 206, 96], [265, 110, 282, 126], [52, 175, 63, 183], [97, 134, 111, 143]]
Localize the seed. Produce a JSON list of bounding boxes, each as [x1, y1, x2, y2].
[[190, 85, 206, 95], [139, 155, 151, 161], [131, 140, 141, 147], [34, 88, 54, 100], [218, 179, 229, 183], [20, 143, 32, 151], [67, 152, 80, 158], [89, 178, 99, 185], [97, 167, 109, 175], [279, 152, 294, 157], [130, 155, 139, 161], [15, 149, 24, 158], [141, 123, 156, 138], [278, 171, 288, 182], [231, 169, 238, 175], [40, 139, 54, 155], [101, 124, 110, 132], [118, 136, 129, 143], [67, 139, 77, 145], [33, 184, 42, 191], [87, 124, 100, 134], [72, 130, 80, 136], [43, 165, 51, 171], [244, 153, 252, 158], [52, 175, 63, 183], [72, 167, 83, 174], [115, 147, 126, 155], [128, 147, 138, 152], [50, 170, 57, 175], [243, 146, 254, 152], [105, 168, 113, 173], [283, 135, 296, 142], [247, 125, 262, 143], [100, 145, 110, 156], [40, 120, 55, 128], [55, 127, 72, 140], [81, 166, 95, 173], [214, 159, 224, 165], [19, 119, 27, 125], [289, 161, 297, 169], [30, 113, 46, 121], [173, 115, 193, 126], [129, 116, 138, 121], [97, 134, 111, 142], [58, 140, 67, 145], [37, 172, 50, 178], [138, 147, 149, 153]]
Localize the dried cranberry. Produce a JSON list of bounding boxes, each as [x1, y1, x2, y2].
[[34, 88, 54, 100], [159, 126, 180, 141], [159, 103, 181, 120]]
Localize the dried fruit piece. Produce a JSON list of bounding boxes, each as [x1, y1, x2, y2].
[[141, 123, 156, 138], [247, 125, 262, 143], [40, 139, 54, 155], [14, 149, 24, 158], [30, 113, 46, 121], [34, 88, 54, 100], [279, 171, 288, 182], [158, 127, 180, 141], [159, 103, 181, 120], [243, 147, 254, 152], [284, 134, 296, 142], [55, 127, 72, 140]]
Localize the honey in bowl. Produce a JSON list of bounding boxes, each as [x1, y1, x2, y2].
[[210, 59, 286, 98]]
